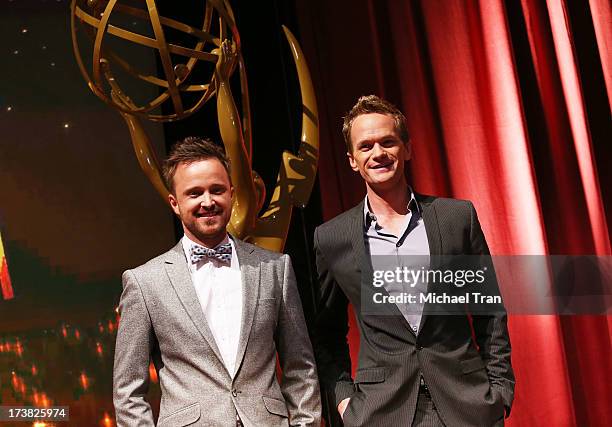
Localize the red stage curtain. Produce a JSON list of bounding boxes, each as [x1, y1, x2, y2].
[[296, 0, 611, 425]]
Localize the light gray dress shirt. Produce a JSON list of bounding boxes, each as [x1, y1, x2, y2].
[[364, 191, 430, 334]]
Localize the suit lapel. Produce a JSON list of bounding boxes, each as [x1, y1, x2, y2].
[[163, 242, 227, 372], [348, 202, 416, 340], [418, 194, 442, 258], [233, 238, 261, 378], [416, 194, 443, 333], [348, 202, 369, 282]]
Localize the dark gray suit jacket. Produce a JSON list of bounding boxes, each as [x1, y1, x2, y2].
[[113, 238, 321, 426], [313, 194, 514, 427]]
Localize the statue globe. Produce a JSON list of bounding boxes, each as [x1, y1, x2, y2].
[[70, 0, 320, 253], [70, 0, 240, 122]]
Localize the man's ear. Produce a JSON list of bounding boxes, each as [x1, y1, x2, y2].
[[168, 193, 180, 216], [404, 140, 412, 161], [347, 152, 359, 172]]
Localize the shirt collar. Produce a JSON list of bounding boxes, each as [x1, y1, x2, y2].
[[363, 187, 420, 228]]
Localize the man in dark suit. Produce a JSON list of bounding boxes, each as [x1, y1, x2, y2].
[[313, 96, 514, 426]]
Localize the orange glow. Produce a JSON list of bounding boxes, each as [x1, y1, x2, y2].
[[32, 364, 38, 375], [74, 329, 81, 340], [100, 412, 114, 427], [33, 390, 40, 405], [148, 362, 158, 383], [11, 371, 18, 389], [80, 372, 89, 390], [61, 326, 68, 338], [40, 393, 50, 407], [108, 320, 115, 333], [99, 323, 104, 333], [96, 342, 103, 356]]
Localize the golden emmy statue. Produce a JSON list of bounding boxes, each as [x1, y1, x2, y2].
[[70, 0, 318, 252]]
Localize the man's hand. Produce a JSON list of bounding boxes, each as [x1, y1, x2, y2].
[[337, 398, 351, 419]]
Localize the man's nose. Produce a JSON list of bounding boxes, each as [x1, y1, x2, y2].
[[201, 193, 215, 208], [371, 143, 386, 158]]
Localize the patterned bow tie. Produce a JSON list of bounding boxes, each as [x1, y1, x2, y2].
[[189, 242, 232, 265]]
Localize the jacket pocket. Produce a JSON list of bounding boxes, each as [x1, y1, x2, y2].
[[354, 367, 386, 384], [461, 356, 486, 374], [262, 396, 289, 417], [158, 402, 200, 426]]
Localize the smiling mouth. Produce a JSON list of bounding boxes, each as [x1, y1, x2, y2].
[[370, 162, 393, 170], [196, 211, 220, 218]]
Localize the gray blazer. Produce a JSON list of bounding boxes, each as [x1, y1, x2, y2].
[[313, 195, 514, 427], [113, 238, 321, 427]]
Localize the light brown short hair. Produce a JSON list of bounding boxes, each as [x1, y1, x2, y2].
[[162, 136, 231, 193], [342, 95, 409, 152]]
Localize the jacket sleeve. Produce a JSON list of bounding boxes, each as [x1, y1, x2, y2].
[[311, 227, 355, 408], [275, 254, 322, 427], [113, 270, 155, 427], [467, 202, 515, 416]]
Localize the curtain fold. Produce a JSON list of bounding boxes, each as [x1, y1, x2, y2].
[[588, 0, 612, 111], [544, 0, 610, 255]]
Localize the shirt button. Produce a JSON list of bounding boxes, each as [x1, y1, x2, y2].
[[232, 389, 238, 397], [416, 344, 423, 351]]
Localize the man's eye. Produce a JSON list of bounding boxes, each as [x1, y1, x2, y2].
[[360, 145, 372, 151]]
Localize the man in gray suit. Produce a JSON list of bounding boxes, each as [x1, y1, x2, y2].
[[113, 137, 321, 426], [313, 96, 514, 426]]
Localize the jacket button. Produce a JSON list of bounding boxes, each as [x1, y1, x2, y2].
[[416, 345, 423, 351], [232, 389, 238, 397]]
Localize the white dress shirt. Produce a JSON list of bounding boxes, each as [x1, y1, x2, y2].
[[181, 234, 243, 377]]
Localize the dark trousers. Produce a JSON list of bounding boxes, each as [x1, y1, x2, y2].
[[412, 388, 445, 427]]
